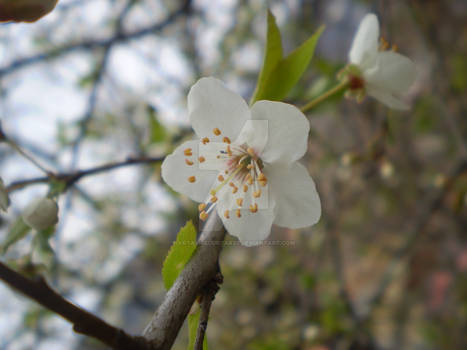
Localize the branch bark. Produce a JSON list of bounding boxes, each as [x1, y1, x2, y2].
[[142, 213, 226, 350], [0, 261, 150, 350]]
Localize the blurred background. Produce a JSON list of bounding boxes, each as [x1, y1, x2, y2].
[[0, 0, 466, 349]]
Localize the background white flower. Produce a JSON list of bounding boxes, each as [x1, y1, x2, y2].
[[22, 197, 59, 231], [348, 13, 417, 110], [162, 77, 321, 246], [0, 177, 10, 212]]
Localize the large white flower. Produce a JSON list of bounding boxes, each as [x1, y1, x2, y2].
[[0, 177, 10, 212], [162, 77, 321, 246], [348, 14, 416, 110]]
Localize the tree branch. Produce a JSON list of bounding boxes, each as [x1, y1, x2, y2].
[[142, 213, 226, 350], [6, 155, 165, 193], [0, 261, 150, 350], [194, 272, 222, 350]]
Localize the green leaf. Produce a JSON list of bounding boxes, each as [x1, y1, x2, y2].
[[148, 106, 167, 144], [250, 10, 283, 104], [1, 217, 31, 255], [254, 25, 325, 102], [162, 221, 197, 290], [187, 308, 208, 350], [32, 227, 55, 267]]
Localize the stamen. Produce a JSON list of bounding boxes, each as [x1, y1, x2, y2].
[[247, 147, 255, 157], [184, 148, 193, 156], [199, 211, 208, 221], [236, 198, 243, 207], [229, 182, 235, 187], [249, 203, 258, 213], [253, 190, 261, 198], [218, 175, 224, 182], [210, 189, 217, 196], [185, 159, 194, 166], [198, 203, 206, 211], [247, 164, 254, 170], [202, 137, 210, 144], [243, 184, 248, 192], [223, 137, 231, 144], [210, 196, 218, 203], [198, 156, 206, 163], [259, 179, 267, 187], [224, 210, 230, 219], [226, 145, 232, 156], [188, 176, 196, 183], [236, 209, 241, 218], [391, 44, 398, 52], [213, 128, 221, 136], [232, 186, 238, 194]]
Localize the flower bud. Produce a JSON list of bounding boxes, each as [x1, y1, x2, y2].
[[0, 178, 10, 212], [22, 197, 59, 230]]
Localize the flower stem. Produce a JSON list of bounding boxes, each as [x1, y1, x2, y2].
[[300, 80, 349, 113]]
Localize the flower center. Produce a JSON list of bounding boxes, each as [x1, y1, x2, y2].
[[184, 127, 268, 222]]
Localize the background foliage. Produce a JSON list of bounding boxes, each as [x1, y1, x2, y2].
[[0, 0, 466, 349]]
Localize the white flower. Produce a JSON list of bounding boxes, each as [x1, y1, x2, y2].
[[22, 197, 59, 231], [162, 77, 321, 246], [0, 177, 10, 212], [348, 14, 416, 110]]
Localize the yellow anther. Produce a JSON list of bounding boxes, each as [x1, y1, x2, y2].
[[188, 176, 196, 183], [210, 196, 218, 203], [198, 156, 206, 163], [379, 37, 389, 51], [236, 198, 243, 207], [236, 209, 241, 218], [213, 128, 221, 136], [232, 186, 238, 194], [218, 175, 224, 182], [199, 211, 208, 221], [391, 43, 398, 52], [258, 173, 267, 181], [229, 182, 235, 187], [202, 137, 210, 144], [259, 179, 267, 187], [247, 177, 253, 185], [247, 147, 255, 157], [184, 148, 192, 156], [253, 190, 261, 198], [249, 203, 258, 213], [210, 189, 217, 196], [247, 164, 254, 170], [185, 159, 194, 166], [198, 203, 206, 211], [224, 210, 230, 219], [226, 145, 232, 156], [223, 137, 231, 144], [243, 184, 248, 192]]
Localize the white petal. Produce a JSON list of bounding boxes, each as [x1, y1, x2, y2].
[[366, 86, 410, 110], [217, 197, 276, 247], [188, 77, 250, 140], [0, 178, 10, 212], [249, 101, 310, 164], [266, 162, 321, 229], [161, 140, 218, 202], [364, 51, 416, 93], [349, 14, 379, 66]]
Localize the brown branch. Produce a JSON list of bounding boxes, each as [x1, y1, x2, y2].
[[194, 271, 223, 350], [0, 261, 150, 350], [142, 213, 226, 350], [6, 155, 165, 193]]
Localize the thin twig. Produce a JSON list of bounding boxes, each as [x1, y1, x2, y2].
[[0, 261, 150, 350], [6, 155, 165, 193], [194, 271, 223, 350]]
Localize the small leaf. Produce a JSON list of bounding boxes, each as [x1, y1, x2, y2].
[[162, 221, 197, 290], [187, 308, 208, 350], [32, 227, 55, 267], [250, 10, 283, 104], [148, 106, 167, 144], [1, 217, 31, 255], [255, 25, 325, 102]]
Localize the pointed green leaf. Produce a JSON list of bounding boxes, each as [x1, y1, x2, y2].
[[250, 10, 283, 104], [188, 308, 208, 350], [254, 25, 325, 102], [1, 217, 31, 255], [162, 221, 197, 290], [148, 106, 167, 144]]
